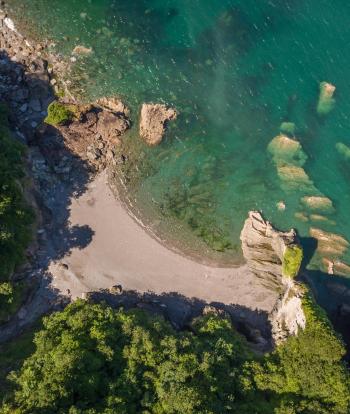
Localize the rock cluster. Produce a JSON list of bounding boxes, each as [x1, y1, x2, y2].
[[241, 211, 306, 344], [140, 103, 177, 145]]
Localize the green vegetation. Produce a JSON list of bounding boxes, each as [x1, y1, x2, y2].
[[1, 297, 349, 414], [44, 101, 73, 126], [0, 326, 39, 401], [282, 245, 303, 278], [0, 103, 33, 321]]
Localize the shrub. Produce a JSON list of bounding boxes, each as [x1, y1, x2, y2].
[[44, 101, 73, 126]]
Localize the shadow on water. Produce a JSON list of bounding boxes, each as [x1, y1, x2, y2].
[[0, 50, 94, 342]]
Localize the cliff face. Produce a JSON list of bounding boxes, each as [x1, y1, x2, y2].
[[241, 211, 305, 344]]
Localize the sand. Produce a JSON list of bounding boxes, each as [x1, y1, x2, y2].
[[49, 172, 277, 312]]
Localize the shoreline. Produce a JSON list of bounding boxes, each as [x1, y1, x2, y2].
[[0, 8, 279, 344], [3, 3, 244, 268]]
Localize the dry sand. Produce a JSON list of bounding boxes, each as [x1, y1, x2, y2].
[[49, 172, 277, 312]]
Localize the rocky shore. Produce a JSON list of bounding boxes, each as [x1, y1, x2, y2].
[[1, 7, 350, 355]]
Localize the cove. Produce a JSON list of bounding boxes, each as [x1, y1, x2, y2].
[[9, 0, 350, 271]]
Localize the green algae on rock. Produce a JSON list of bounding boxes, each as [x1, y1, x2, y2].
[[282, 245, 303, 278], [44, 101, 74, 126]]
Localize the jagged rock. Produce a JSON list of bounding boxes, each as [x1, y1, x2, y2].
[[96, 97, 129, 117], [96, 110, 130, 142], [240, 211, 305, 344], [139, 103, 177, 145]]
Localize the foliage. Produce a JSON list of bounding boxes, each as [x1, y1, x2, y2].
[[282, 245, 303, 278], [2, 297, 349, 414], [0, 103, 33, 318], [248, 293, 350, 414], [44, 101, 73, 126]]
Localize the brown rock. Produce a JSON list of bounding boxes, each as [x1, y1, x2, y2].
[[140, 103, 177, 146]]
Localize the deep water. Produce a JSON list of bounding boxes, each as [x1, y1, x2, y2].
[[9, 0, 350, 270]]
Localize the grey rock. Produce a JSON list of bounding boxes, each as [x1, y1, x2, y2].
[[240, 211, 306, 345]]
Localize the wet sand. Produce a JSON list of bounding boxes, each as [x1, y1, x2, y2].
[[49, 171, 277, 312]]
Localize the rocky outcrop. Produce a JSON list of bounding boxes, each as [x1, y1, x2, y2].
[[139, 103, 177, 145], [240, 211, 305, 344]]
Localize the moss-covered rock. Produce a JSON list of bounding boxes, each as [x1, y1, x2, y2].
[[282, 245, 303, 278], [44, 101, 73, 126]]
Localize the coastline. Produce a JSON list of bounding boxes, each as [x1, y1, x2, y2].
[[0, 8, 280, 342]]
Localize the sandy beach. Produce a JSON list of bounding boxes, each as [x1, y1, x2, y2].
[[49, 171, 277, 313]]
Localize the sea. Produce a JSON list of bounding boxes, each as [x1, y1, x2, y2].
[[9, 0, 350, 272]]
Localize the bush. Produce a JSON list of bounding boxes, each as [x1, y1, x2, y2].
[[44, 101, 73, 126], [2, 297, 349, 414]]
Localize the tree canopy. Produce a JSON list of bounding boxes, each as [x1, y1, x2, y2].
[[0, 103, 33, 321], [1, 297, 349, 414]]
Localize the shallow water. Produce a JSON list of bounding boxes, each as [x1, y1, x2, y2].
[[9, 0, 350, 271]]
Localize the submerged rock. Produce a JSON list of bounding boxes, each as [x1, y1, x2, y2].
[[301, 195, 334, 213], [268, 134, 307, 167], [317, 81, 336, 115], [139, 103, 177, 146], [310, 227, 349, 257], [240, 211, 305, 344], [336, 142, 350, 161]]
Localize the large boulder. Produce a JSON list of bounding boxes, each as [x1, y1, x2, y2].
[[240, 211, 305, 344], [139, 103, 177, 146]]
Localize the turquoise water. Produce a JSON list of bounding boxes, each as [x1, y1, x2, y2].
[[10, 0, 350, 270]]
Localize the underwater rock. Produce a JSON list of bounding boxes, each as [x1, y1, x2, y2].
[[317, 81, 336, 115], [310, 227, 349, 257], [140, 103, 177, 146], [276, 201, 286, 211], [310, 214, 336, 225], [301, 195, 334, 213], [72, 45, 93, 55], [240, 211, 305, 344], [268, 134, 307, 167], [336, 142, 350, 161], [294, 212, 309, 222], [277, 165, 315, 191], [280, 122, 296, 136]]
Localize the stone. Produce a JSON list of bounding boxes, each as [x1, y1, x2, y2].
[[240, 211, 305, 345], [29, 98, 41, 112], [336, 142, 350, 161], [268, 134, 307, 167], [301, 195, 334, 213], [109, 284, 123, 294], [317, 81, 336, 115], [96, 96, 130, 116], [310, 227, 349, 257], [139, 103, 177, 145], [72, 45, 93, 55]]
